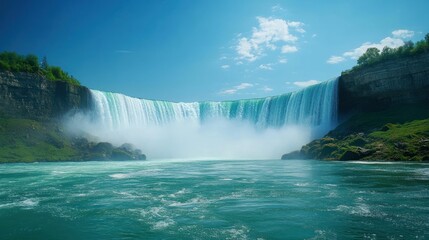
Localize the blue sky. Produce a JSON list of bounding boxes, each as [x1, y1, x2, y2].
[[1, 0, 428, 101]]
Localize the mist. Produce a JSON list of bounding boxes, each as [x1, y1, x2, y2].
[[64, 114, 314, 160]]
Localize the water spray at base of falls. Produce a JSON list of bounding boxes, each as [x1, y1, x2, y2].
[[66, 78, 338, 159]]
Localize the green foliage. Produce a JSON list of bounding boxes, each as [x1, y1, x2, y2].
[[0, 117, 146, 163], [0, 51, 80, 86], [342, 33, 429, 75], [0, 118, 79, 162], [299, 103, 429, 161], [357, 47, 380, 65]]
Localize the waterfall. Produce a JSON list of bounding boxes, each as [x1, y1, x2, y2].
[[89, 78, 338, 130], [73, 78, 338, 159]]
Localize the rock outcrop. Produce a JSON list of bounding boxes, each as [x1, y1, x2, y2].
[[0, 71, 91, 120]]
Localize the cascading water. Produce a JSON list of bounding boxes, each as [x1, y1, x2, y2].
[[90, 78, 338, 130], [72, 78, 338, 159]]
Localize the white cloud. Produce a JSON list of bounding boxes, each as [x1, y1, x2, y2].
[[279, 58, 287, 64], [237, 38, 257, 61], [288, 21, 305, 33], [259, 64, 273, 70], [221, 65, 230, 69], [343, 37, 404, 60], [220, 82, 254, 95], [219, 89, 237, 95], [327, 29, 413, 64], [236, 17, 304, 61], [327, 56, 345, 64], [271, 4, 284, 12], [312, 34, 317, 38], [392, 29, 414, 39], [260, 86, 273, 92], [293, 80, 320, 88], [281, 45, 298, 53], [236, 83, 253, 89]]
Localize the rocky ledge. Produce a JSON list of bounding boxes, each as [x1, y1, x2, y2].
[[282, 104, 429, 161]]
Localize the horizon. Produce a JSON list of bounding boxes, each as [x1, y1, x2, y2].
[[1, 0, 428, 102]]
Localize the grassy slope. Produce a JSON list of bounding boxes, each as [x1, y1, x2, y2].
[[0, 117, 146, 163], [0, 118, 79, 163], [298, 103, 429, 161]]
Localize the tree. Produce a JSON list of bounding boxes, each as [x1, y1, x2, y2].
[[41, 56, 49, 70], [402, 41, 414, 55], [381, 46, 393, 60], [357, 47, 380, 65], [25, 54, 39, 72], [425, 33, 429, 44]]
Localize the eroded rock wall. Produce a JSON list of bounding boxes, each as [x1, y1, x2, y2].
[[0, 71, 90, 120], [339, 53, 429, 118]]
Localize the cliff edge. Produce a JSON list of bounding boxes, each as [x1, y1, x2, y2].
[[0, 71, 91, 120], [338, 52, 429, 118]]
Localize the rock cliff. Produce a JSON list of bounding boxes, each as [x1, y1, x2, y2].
[[0, 71, 91, 120], [338, 52, 429, 118], [283, 52, 429, 161]]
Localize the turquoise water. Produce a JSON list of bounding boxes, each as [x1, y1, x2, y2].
[[0, 160, 428, 239]]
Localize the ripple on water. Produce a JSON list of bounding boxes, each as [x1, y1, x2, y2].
[[109, 173, 131, 179], [0, 198, 39, 209], [168, 188, 189, 198], [138, 207, 176, 230], [109, 169, 162, 179], [223, 225, 250, 240]]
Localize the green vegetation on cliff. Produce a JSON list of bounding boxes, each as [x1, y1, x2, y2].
[[0, 117, 146, 163], [283, 104, 429, 161], [0, 52, 80, 86], [342, 33, 429, 75]]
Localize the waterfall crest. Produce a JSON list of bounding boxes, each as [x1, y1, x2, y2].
[[90, 78, 338, 130]]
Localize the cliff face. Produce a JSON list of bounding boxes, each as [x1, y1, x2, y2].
[[283, 52, 429, 161], [339, 52, 429, 118], [0, 71, 91, 120]]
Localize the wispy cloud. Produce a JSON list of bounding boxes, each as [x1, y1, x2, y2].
[[221, 65, 230, 69], [271, 4, 284, 12], [293, 80, 320, 88], [327, 29, 414, 64], [219, 83, 254, 95], [392, 29, 414, 39], [278, 58, 287, 64], [327, 56, 345, 64], [235, 17, 304, 62], [260, 86, 273, 92], [259, 64, 273, 70], [281, 45, 298, 53]]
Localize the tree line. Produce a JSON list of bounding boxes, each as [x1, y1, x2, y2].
[[343, 33, 429, 75], [0, 52, 80, 86]]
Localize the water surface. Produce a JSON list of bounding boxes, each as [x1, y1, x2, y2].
[[0, 160, 428, 239]]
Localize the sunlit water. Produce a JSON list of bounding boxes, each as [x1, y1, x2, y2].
[[0, 160, 428, 239]]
